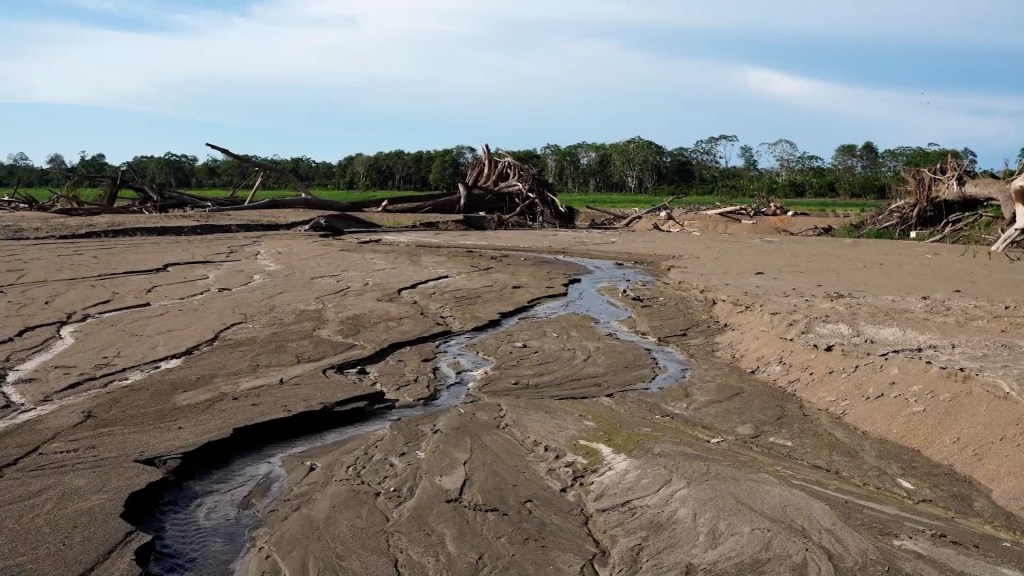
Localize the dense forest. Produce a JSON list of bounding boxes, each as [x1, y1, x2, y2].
[[2, 136, 1020, 199]]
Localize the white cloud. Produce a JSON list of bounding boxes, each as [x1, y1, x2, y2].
[[743, 68, 1024, 144], [1, 0, 1022, 157]]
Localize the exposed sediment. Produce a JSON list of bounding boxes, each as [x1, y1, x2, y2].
[[0, 234, 580, 576], [134, 257, 687, 575], [2, 221, 1024, 576]]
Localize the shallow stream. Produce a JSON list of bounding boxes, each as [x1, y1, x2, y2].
[[140, 256, 689, 575]]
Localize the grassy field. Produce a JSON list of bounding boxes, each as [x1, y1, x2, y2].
[[6, 188, 884, 214]]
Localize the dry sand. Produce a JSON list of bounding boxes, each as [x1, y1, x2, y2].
[[1, 210, 1023, 575]]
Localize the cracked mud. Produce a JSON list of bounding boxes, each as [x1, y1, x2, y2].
[[134, 258, 687, 575], [2, 221, 1024, 576]]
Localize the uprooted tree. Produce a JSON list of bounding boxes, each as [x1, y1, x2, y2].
[[380, 145, 576, 227], [852, 155, 1023, 251], [0, 143, 577, 229]]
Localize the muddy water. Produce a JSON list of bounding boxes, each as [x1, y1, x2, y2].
[[140, 257, 689, 576]]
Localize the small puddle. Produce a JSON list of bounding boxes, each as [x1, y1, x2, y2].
[[137, 257, 689, 576]]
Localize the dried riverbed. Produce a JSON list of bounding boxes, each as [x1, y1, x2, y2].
[[136, 257, 688, 575], [1, 220, 1023, 575]]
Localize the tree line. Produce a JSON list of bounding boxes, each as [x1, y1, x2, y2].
[[2, 137, 1018, 199]]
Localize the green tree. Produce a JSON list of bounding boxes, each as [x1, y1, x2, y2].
[[738, 144, 758, 172], [45, 153, 68, 173], [429, 148, 467, 192], [538, 144, 565, 189], [759, 139, 800, 180], [608, 136, 666, 194], [6, 152, 32, 167], [960, 147, 978, 172], [664, 148, 697, 190], [576, 143, 612, 192], [832, 144, 860, 197], [349, 154, 371, 190], [74, 152, 113, 176], [689, 137, 720, 182], [712, 134, 740, 168], [857, 141, 881, 174], [832, 144, 859, 171]]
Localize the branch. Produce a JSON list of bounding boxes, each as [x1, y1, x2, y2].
[[619, 197, 678, 228], [206, 143, 316, 199], [244, 171, 266, 205], [229, 169, 260, 198]]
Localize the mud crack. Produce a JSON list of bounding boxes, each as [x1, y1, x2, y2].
[[396, 274, 452, 296], [53, 322, 246, 397], [0, 259, 237, 290]]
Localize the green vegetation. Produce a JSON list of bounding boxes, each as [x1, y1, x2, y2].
[[3, 137, 1012, 205], [835, 225, 900, 240], [576, 406, 655, 458], [7, 186, 886, 214]]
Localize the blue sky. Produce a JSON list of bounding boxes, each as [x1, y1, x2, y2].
[[2, 0, 1023, 168]]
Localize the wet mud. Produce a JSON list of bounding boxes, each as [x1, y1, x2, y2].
[[1, 224, 1023, 576]]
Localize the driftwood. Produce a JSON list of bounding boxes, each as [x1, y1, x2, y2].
[[204, 196, 357, 213], [229, 170, 260, 199], [701, 195, 788, 219], [586, 197, 736, 229], [848, 160, 1022, 253], [201, 143, 574, 228], [701, 205, 745, 216], [366, 192, 463, 213], [460, 145, 576, 227], [244, 171, 266, 205], [602, 194, 684, 226], [1, 142, 577, 230], [206, 143, 315, 198], [856, 155, 991, 238], [380, 145, 576, 227], [618, 197, 678, 228], [99, 171, 122, 207], [790, 225, 836, 237], [991, 175, 1024, 252]]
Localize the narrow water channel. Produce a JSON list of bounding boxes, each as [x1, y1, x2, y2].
[[139, 257, 689, 576]]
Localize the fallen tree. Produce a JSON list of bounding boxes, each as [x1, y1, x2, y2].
[[379, 144, 576, 227], [0, 143, 578, 229], [584, 192, 794, 230], [851, 155, 1022, 251]]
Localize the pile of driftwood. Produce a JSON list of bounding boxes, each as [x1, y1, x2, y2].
[[854, 157, 1024, 251], [0, 184, 47, 211], [699, 201, 791, 221], [0, 143, 577, 229], [858, 196, 994, 240], [380, 144, 577, 227], [585, 194, 798, 232], [0, 174, 232, 216], [858, 156, 979, 237], [697, 194, 795, 222]]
